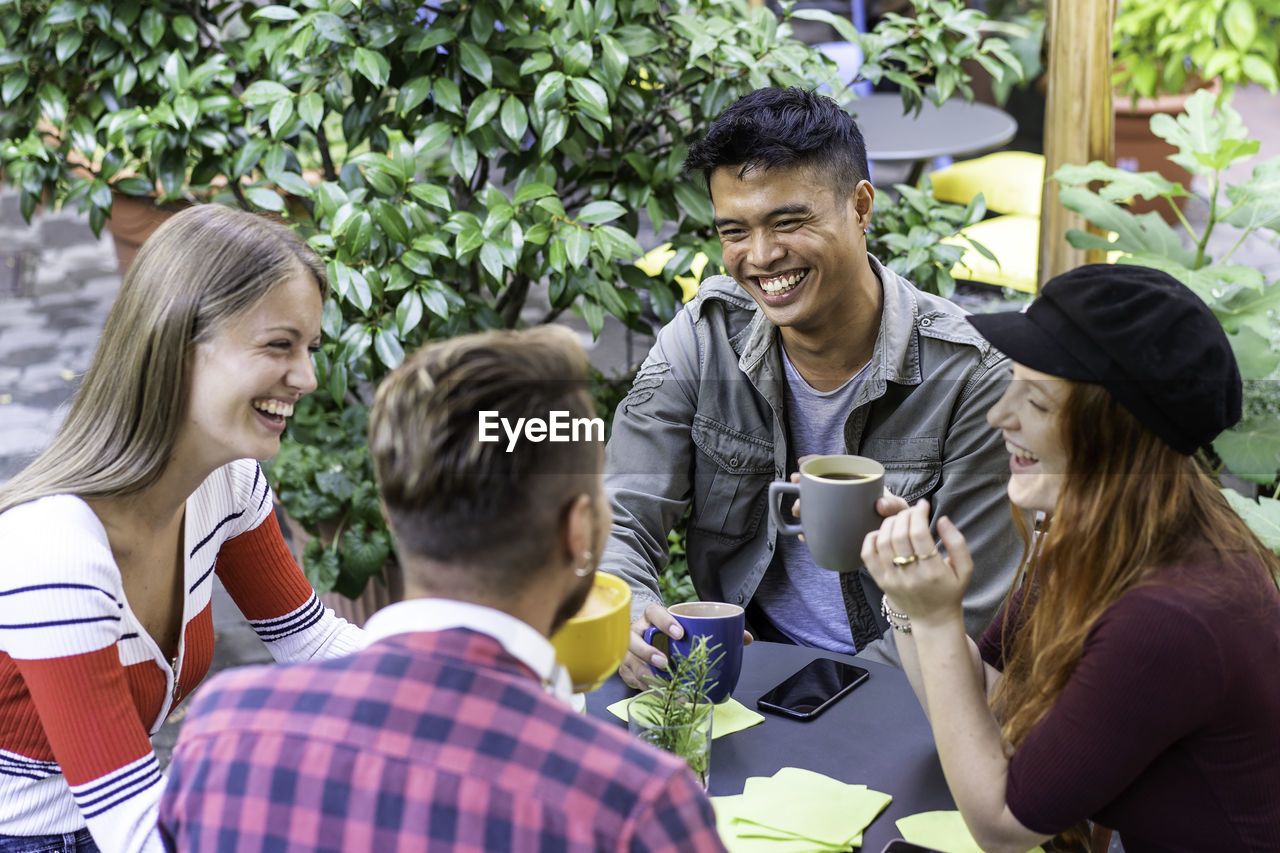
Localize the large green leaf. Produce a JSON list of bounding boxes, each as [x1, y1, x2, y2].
[[580, 296, 605, 338], [268, 98, 294, 138], [1150, 89, 1253, 176], [1054, 162, 1184, 203], [671, 180, 714, 226], [54, 29, 83, 64], [354, 47, 390, 87], [1223, 157, 1280, 234], [243, 80, 292, 105], [139, 7, 164, 48], [298, 92, 324, 129], [564, 227, 591, 268], [1240, 55, 1280, 92], [1, 71, 28, 105], [465, 89, 502, 134], [1222, 0, 1259, 54], [253, 5, 301, 21], [568, 77, 610, 125], [1215, 417, 1280, 485], [338, 526, 392, 589], [1221, 489, 1280, 554], [1201, 271, 1280, 336], [499, 95, 529, 142], [432, 77, 461, 115], [372, 203, 410, 247], [534, 71, 566, 113], [1058, 188, 1196, 266], [372, 328, 405, 369], [1228, 327, 1280, 380], [458, 41, 493, 86], [409, 182, 452, 210], [302, 541, 340, 594], [537, 112, 569, 156], [519, 53, 554, 76], [578, 200, 626, 224], [513, 182, 555, 205], [244, 186, 285, 212], [479, 242, 507, 281], [561, 42, 593, 77]]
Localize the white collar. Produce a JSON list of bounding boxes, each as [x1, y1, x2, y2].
[[363, 598, 574, 704]]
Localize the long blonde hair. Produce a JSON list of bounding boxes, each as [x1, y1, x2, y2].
[[993, 382, 1279, 747], [0, 204, 326, 514]]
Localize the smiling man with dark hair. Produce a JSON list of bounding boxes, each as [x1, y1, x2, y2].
[[603, 87, 1025, 684]]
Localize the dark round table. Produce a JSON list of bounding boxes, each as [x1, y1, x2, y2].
[[586, 641, 956, 851], [851, 92, 1019, 185]]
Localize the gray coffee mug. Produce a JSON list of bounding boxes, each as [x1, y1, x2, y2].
[[768, 455, 885, 573]]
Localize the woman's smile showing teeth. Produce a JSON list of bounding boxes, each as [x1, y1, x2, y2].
[[252, 398, 294, 429], [758, 269, 808, 295], [1006, 440, 1039, 471]]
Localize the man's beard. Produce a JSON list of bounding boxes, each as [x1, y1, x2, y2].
[[548, 568, 595, 635]]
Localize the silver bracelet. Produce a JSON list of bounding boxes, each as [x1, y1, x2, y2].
[[880, 594, 912, 635]]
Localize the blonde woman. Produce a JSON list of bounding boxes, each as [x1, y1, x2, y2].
[[866, 264, 1280, 852], [0, 205, 364, 853]]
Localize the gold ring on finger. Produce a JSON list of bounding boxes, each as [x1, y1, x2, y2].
[[891, 554, 918, 567]]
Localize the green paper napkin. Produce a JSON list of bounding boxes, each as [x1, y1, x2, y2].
[[712, 768, 892, 851], [714, 794, 847, 853], [738, 768, 890, 847], [895, 810, 1044, 853], [607, 695, 765, 738]]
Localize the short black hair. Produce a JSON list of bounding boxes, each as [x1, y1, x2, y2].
[[684, 87, 869, 199]]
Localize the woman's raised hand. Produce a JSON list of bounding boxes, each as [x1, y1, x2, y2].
[[862, 499, 974, 628]]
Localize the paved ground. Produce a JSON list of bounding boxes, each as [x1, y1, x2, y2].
[[3, 85, 1279, 772]]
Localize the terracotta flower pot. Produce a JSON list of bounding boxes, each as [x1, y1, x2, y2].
[[106, 192, 191, 277]]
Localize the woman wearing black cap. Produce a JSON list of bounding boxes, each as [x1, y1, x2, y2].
[[863, 264, 1280, 852]]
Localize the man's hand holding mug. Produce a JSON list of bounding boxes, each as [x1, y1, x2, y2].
[[621, 602, 754, 691]]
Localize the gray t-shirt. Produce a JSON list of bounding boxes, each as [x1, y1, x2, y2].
[[753, 347, 869, 654]]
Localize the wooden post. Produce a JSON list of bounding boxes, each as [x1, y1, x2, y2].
[[1038, 0, 1115, 287]]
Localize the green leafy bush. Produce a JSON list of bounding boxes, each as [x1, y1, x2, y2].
[[866, 175, 994, 298], [799, 0, 1029, 113], [1113, 0, 1280, 101], [266, 402, 392, 597]]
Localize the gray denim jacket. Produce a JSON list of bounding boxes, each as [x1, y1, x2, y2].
[[602, 256, 1024, 665]]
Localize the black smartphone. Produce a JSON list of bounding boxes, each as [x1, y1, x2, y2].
[[756, 658, 870, 721], [879, 841, 947, 853]]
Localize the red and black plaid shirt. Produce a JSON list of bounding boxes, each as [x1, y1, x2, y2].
[[160, 628, 725, 852]]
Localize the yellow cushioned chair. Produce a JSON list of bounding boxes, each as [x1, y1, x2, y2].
[[930, 150, 1045, 216], [931, 151, 1046, 294], [943, 214, 1040, 294]]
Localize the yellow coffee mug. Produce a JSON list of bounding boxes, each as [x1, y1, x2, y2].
[[550, 572, 631, 693]]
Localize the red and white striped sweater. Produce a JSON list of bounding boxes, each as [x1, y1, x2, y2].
[[0, 459, 364, 852]]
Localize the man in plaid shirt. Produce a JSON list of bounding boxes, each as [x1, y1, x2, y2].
[[158, 326, 725, 852]]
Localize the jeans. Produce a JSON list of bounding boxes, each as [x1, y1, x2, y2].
[[0, 830, 98, 852]]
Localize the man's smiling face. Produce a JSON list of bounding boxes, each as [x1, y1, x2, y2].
[[710, 162, 869, 334]]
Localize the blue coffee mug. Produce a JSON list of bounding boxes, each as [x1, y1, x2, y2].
[[642, 601, 744, 704]]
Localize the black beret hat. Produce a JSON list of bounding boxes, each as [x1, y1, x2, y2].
[[966, 263, 1242, 455]]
